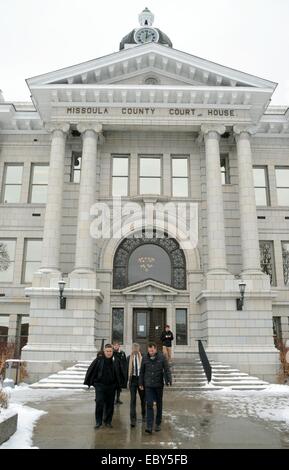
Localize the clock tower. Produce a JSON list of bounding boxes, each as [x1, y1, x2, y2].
[[120, 7, 172, 50]]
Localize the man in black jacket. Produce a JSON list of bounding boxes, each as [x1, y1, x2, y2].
[[113, 341, 127, 404], [139, 342, 172, 434], [84, 344, 123, 429], [160, 325, 174, 363]]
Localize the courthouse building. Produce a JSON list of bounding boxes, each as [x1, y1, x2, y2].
[[0, 9, 289, 382]]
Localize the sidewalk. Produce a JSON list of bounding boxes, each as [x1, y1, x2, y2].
[[27, 388, 289, 449]]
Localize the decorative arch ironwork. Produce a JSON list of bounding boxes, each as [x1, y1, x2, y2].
[[113, 231, 186, 290]]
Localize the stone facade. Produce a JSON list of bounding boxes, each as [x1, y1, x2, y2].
[[0, 13, 288, 383]]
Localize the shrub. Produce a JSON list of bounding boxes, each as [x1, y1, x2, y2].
[[277, 339, 289, 384], [0, 388, 9, 411]]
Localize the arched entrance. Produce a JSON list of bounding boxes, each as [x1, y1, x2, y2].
[[112, 231, 187, 350]]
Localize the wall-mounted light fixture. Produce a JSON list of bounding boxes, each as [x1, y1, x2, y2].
[[236, 281, 246, 311], [58, 279, 66, 310]]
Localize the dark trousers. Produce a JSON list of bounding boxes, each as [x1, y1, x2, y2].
[[115, 387, 122, 402], [129, 376, 145, 424], [94, 383, 116, 425], [145, 386, 163, 429]]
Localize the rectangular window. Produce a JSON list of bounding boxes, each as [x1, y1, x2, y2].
[[253, 166, 269, 206], [112, 308, 124, 344], [259, 241, 276, 286], [2, 164, 23, 203], [112, 156, 129, 196], [22, 239, 42, 283], [0, 239, 16, 283], [282, 241, 289, 286], [172, 157, 189, 197], [0, 315, 9, 345], [176, 308, 188, 345], [70, 152, 82, 183], [220, 154, 230, 185], [276, 167, 289, 206], [273, 316, 282, 349], [29, 164, 49, 203], [139, 156, 161, 195]]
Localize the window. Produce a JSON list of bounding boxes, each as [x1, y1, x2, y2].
[[29, 164, 49, 203], [272, 316, 282, 349], [220, 154, 230, 185], [139, 156, 161, 195], [282, 241, 289, 286], [22, 239, 42, 283], [0, 315, 9, 345], [259, 241, 276, 286], [112, 308, 124, 344], [253, 166, 269, 206], [128, 244, 172, 285], [172, 157, 189, 197], [112, 156, 129, 196], [0, 239, 16, 282], [276, 167, 289, 206], [2, 164, 23, 203], [176, 309, 188, 345], [70, 152, 82, 183]]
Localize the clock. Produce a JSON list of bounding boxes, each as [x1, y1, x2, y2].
[[134, 27, 159, 44]]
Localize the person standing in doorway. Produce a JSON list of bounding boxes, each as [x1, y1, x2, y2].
[[84, 343, 122, 429], [127, 343, 146, 427], [139, 342, 172, 434], [160, 325, 174, 363], [113, 341, 127, 404]]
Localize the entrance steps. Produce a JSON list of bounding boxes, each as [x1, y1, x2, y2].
[[169, 360, 269, 391], [30, 359, 269, 391]]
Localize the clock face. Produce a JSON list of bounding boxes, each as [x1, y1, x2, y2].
[[134, 28, 159, 44]]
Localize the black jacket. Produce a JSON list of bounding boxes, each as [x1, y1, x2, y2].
[[84, 355, 123, 388], [160, 330, 174, 347], [139, 352, 172, 388], [113, 350, 128, 388]]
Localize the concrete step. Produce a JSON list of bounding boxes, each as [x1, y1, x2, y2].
[[30, 359, 269, 391]]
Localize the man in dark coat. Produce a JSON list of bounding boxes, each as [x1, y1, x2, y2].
[[113, 341, 127, 404], [139, 342, 172, 434], [84, 343, 122, 429], [160, 325, 174, 363]]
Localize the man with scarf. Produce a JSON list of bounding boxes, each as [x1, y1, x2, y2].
[[127, 343, 146, 427]]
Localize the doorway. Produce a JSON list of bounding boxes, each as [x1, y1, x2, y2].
[[133, 308, 166, 353]]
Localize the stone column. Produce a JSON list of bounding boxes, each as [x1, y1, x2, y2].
[[234, 125, 263, 276], [40, 123, 69, 272], [73, 123, 103, 273], [201, 124, 229, 275]]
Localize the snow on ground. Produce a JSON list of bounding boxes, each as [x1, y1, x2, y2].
[[0, 403, 46, 449], [185, 384, 289, 431], [0, 383, 81, 449]]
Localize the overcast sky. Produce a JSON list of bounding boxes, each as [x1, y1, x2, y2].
[[1, 0, 289, 104]]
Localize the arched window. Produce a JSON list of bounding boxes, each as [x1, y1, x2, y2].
[[113, 232, 186, 289]]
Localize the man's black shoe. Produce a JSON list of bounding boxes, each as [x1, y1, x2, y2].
[[104, 423, 113, 428], [94, 423, 102, 429], [131, 422, 136, 428], [145, 428, 152, 434], [155, 425, 161, 432]]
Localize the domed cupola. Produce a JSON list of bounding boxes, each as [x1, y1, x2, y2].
[[119, 8, 173, 50]]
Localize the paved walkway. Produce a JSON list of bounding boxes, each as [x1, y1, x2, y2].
[[28, 389, 289, 449]]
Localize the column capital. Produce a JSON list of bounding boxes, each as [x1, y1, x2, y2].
[[44, 122, 70, 134], [200, 124, 226, 140], [233, 125, 258, 139], [76, 122, 103, 135]]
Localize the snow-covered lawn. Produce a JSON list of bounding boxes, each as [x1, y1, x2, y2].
[[187, 384, 289, 430], [0, 384, 79, 449]]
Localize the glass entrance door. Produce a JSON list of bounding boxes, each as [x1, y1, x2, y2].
[[133, 308, 166, 353]]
